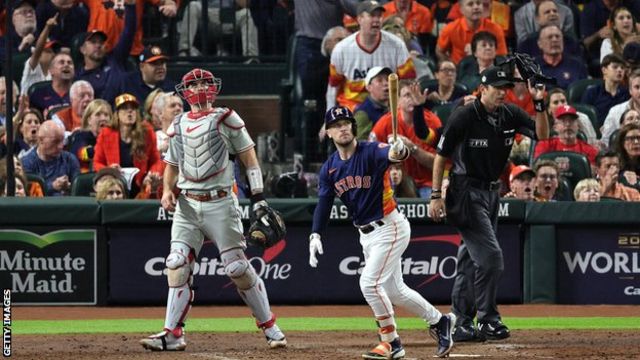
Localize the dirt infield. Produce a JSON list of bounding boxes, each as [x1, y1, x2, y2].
[[11, 305, 640, 360]]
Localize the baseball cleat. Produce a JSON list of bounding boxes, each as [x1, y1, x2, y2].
[[140, 328, 187, 351], [362, 337, 405, 359], [478, 320, 510, 340], [429, 313, 456, 358], [263, 323, 287, 348]]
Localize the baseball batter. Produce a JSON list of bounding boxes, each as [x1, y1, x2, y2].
[[140, 68, 286, 351], [308, 106, 455, 359]]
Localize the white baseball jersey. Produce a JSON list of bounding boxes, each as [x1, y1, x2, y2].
[[165, 107, 254, 191], [329, 30, 415, 109]]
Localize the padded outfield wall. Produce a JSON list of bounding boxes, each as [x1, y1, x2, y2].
[[0, 198, 638, 305]]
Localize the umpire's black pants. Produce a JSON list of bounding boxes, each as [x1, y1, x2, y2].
[[450, 186, 504, 326]]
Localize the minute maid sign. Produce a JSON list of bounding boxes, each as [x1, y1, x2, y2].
[[0, 230, 96, 305]]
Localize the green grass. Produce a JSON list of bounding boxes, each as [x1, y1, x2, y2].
[[12, 317, 640, 335]]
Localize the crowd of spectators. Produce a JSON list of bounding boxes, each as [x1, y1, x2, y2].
[[1, 0, 640, 204]]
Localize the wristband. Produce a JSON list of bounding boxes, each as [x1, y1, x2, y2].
[[430, 194, 442, 200], [431, 189, 442, 193], [533, 99, 545, 113]]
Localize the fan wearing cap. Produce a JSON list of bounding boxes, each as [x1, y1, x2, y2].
[[114, 45, 175, 108], [534, 104, 599, 168], [327, 0, 416, 112], [92, 93, 163, 197], [353, 66, 392, 139], [309, 105, 456, 359], [20, 13, 64, 96], [429, 65, 548, 342], [503, 165, 536, 200], [76, 0, 137, 102]]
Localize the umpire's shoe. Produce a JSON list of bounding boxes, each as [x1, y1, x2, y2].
[[140, 327, 187, 351], [452, 323, 486, 342], [429, 313, 456, 358], [477, 320, 510, 340], [362, 337, 405, 359]]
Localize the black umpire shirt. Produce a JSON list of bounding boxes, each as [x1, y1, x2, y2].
[[437, 98, 537, 182]]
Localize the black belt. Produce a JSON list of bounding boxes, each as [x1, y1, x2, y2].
[[453, 175, 501, 191], [358, 220, 385, 234]]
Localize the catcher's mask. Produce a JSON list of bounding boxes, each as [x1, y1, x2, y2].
[[175, 68, 221, 107]]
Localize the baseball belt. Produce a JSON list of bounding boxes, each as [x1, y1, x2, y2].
[[182, 189, 229, 202]]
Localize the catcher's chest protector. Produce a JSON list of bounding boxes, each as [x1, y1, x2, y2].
[[174, 110, 229, 181]]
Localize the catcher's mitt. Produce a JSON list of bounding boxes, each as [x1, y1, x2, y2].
[[247, 205, 286, 248]]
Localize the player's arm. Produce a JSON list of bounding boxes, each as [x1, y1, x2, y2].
[[236, 148, 267, 207], [161, 163, 179, 211], [309, 166, 335, 268], [428, 154, 447, 222], [529, 81, 549, 140]]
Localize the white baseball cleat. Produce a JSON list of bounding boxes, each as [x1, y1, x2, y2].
[[263, 324, 287, 348], [140, 328, 187, 351]]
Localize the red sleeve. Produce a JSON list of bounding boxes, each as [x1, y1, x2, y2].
[[92, 131, 108, 171], [371, 114, 391, 142]]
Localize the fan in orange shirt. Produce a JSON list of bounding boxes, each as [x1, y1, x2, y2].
[[80, 0, 178, 56], [436, 0, 507, 64], [370, 80, 442, 198]]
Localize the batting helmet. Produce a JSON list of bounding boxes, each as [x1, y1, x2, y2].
[[175, 68, 221, 107], [324, 106, 357, 136]]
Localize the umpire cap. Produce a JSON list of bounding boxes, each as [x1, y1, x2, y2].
[[480, 66, 514, 88]]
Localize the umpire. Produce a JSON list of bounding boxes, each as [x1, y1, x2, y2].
[[428, 66, 549, 342]]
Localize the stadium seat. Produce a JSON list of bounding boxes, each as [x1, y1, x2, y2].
[[566, 79, 602, 104], [27, 80, 52, 99], [556, 176, 573, 201], [25, 173, 46, 194], [535, 151, 592, 193], [71, 172, 97, 196], [572, 102, 601, 138]]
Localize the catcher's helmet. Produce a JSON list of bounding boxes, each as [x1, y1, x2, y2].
[[175, 68, 221, 107], [324, 106, 357, 136]]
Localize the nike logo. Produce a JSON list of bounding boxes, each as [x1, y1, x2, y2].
[[186, 124, 203, 133], [328, 168, 337, 174]]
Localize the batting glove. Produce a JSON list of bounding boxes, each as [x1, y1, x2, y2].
[[309, 233, 323, 268], [388, 138, 408, 161]]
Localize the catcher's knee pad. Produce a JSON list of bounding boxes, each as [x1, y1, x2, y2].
[[166, 243, 194, 287], [222, 250, 257, 290]]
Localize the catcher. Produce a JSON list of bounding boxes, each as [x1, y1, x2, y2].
[[140, 68, 287, 351]]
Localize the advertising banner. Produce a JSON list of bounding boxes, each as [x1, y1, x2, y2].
[[557, 227, 640, 304], [0, 228, 97, 305], [108, 221, 521, 305]]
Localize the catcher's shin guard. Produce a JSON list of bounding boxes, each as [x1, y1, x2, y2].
[[164, 243, 195, 331], [222, 249, 272, 323]]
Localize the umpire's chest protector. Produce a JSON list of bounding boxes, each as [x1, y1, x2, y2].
[[172, 109, 230, 182]]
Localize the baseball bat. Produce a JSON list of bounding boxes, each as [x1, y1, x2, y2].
[[388, 73, 399, 142]]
